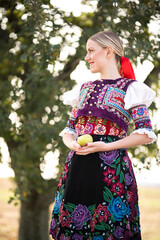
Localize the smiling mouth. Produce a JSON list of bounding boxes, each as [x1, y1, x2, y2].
[[89, 61, 94, 66]]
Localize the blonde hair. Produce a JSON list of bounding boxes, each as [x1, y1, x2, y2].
[[89, 31, 124, 62]]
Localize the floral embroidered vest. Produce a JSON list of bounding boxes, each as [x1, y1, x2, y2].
[[76, 78, 135, 132]]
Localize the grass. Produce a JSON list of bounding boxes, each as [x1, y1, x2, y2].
[[0, 178, 160, 240]]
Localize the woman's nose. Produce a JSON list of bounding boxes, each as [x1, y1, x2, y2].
[[85, 53, 90, 61]]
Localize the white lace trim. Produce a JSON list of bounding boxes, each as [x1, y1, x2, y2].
[[59, 127, 78, 138], [130, 128, 157, 144]]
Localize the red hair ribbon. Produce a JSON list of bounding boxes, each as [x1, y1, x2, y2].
[[120, 56, 136, 80]]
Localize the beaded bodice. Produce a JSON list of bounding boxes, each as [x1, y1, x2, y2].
[[76, 78, 135, 132]]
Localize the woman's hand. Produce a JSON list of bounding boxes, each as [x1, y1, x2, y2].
[[68, 140, 81, 151], [63, 133, 81, 151], [75, 141, 107, 155]]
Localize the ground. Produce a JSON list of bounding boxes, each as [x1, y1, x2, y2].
[[0, 178, 160, 240]]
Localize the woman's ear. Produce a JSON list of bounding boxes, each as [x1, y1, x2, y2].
[[106, 46, 114, 58]]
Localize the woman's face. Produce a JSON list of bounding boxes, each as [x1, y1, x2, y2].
[[85, 39, 108, 74]]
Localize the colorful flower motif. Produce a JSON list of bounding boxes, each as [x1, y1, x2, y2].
[[58, 178, 63, 188], [137, 108, 144, 116], [108, 197, 130, 221], [60, 233, 71, 240], [53, 191, 62, 214], [103, 167, 118, 185], [72, 233, 83, 240], [99, 150, 119, 165], [51, 218, 57, 229], [123, 229, 132, 238], [60, 209, 71, 228], [125, 173, 133, 185], [49, 226, 58, 239], [110, 181, 125, 197], [66, 150, 74, 163], [123, 155, 130, 168], [76, 124, 84, 135], [93, 236, 104, 240], [127, 191, 133, 202], [108, 126, 119, 136], [84, 123, 93, 134], [61, 164, 69, 182], [94, 124, 106, 134], [106, 235, 114, 240], [93, 204, 110, 222], [129, 186, 139, 220], [89, 219, 97, 232], [113, 226, 124, 238], [71, 204, 92, 230]]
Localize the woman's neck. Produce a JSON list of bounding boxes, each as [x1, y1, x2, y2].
[[100, 61, 121, 80]]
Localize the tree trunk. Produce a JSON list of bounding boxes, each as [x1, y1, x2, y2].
[[19, 201, 50, 240]]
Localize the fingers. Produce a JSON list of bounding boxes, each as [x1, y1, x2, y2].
[[76, 146, 95, 155]]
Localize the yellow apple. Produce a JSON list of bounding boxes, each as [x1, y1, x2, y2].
[[77, 134, 93, 147]]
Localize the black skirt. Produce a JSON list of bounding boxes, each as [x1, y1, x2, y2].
[[49, 135, 141, 240]]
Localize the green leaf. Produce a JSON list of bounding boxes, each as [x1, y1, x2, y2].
[[104, 187, 113, 199], [95, 224, 105, 230], [103, 191, 111, 202], [115, 157, 121, 164], [63, 204, 73, 212], [120, 171, 124, 183], [111, 215, 116, 223], [116, 163, 121, 175], [110, 164, 116, 168], [88, 204, 96, 214], [103, 187, 113, 203], [88, 204, 96, 211], [107, 137, 113, 142], [64, 203, 75, 212], [67, 202, 76, 208], [100, 221, 110, 230]]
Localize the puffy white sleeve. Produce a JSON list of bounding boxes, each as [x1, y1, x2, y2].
[[61, 84, 81, 107], [124, 81, 156, 109], [124, 81, 157, 143], [59, 85, 81, 138]]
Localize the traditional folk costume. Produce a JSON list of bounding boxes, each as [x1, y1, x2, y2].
[[50, 77, 156, 240]]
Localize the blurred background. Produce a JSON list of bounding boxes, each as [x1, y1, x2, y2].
[[0, 0, 160, 239]]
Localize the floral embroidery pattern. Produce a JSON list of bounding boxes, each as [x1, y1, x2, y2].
[[129, 104, 153, 132], [50, 136, 141, 240], [75, 116, 126, 138], [93, 204, 110, 222], [113, 226, 124, 238], [71, 204, 92, 230], [60, 233, 71, 240], [72, 233, 83, 240], [103, 167, 118, 185], [60, 209, 71, 227], [110, 181, 125, 197], [108, 197, 130, 221], [53, 191, 62, 214], [77, 82, 96, 110], [99, 150, 119, 165]]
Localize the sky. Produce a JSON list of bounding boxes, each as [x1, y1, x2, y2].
[[0, 0, 160, 186]]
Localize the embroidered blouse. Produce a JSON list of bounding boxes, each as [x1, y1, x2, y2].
[[60, 78, 157, 143]]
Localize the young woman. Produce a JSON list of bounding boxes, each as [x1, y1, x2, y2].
[[49, 31, 157, 240]]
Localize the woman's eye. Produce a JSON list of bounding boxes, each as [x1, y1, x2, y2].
[[89, 49, 93, 53]]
